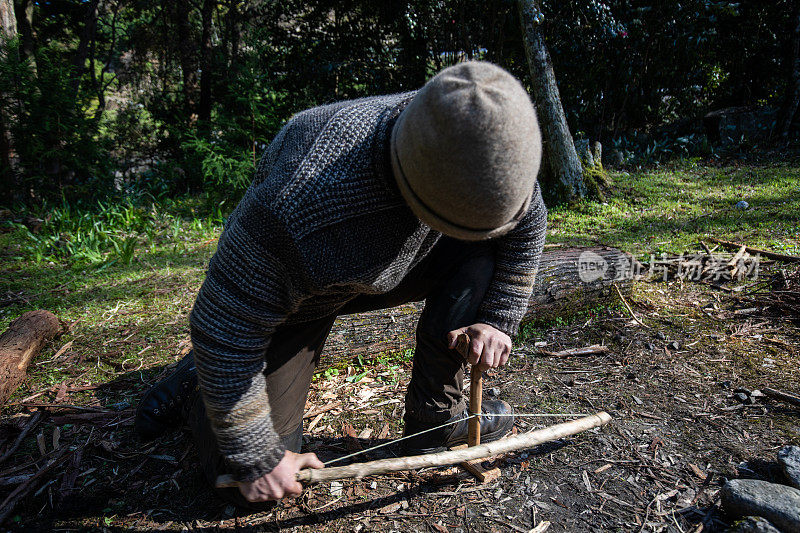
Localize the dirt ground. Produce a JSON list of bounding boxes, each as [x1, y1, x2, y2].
[[1, 267, 799, 532]]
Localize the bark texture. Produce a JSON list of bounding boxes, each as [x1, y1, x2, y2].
[[0, 310, 63, 407], [322, 246, 638, 366], [517, 0, 586, 202], [0, 0, 16, 38]]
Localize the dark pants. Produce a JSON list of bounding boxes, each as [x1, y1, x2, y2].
[[189, 236, 495, 506]]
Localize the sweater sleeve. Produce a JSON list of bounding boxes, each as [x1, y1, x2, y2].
[[190, 219, 296, 482], [476, 183, 547, 337]]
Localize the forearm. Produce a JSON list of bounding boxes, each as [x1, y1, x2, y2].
[[190, 229, 294, 481], [477, 184, 547, 336], [191, 320, 286, 482]]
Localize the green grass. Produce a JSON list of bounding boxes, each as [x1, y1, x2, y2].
[[0, 160, 798, 406], [0, 199, 225, 403], [548, 161, 800, 257]]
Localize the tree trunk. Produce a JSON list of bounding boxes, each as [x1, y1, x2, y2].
[[12, 0, 33, 72], [777, 4, 800, 143], [321, 246, 639, 367], [172, 0, 199, 123], [198, 0, 214, 124], [0, 310, 64, 407], [0, 0, 15, 38], [69, 0, 100, 98], [397, 3, 428, 89], [225, 0, 240, 69], [0, 0, 15, 199], [517, 0, 585, 203]]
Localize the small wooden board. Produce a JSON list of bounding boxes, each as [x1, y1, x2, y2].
[[450, 444, 501, 483]]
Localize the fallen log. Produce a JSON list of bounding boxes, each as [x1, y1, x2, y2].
[[216, 411, 612, 487], [0, 311, 64, 407], [324, 246, 638, 366]]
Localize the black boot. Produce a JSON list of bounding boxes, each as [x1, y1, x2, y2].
[[135, 351, 198, 441], [401, 399, 514, 456]]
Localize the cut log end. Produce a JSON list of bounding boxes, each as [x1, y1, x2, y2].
[[0, 310, 64, 407]]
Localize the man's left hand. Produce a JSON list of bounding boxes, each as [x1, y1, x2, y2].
[[446, 323, 511, 372]]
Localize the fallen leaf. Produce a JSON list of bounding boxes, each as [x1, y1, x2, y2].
[[688, 463, 705, 479], [55, 382, 69, 403], [342, 423, 358, 438], [379, 502, 402, 514], [377, 423, 390, 439], [431, 522, 449, 533]]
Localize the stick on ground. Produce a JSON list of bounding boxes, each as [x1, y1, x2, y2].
[[613, 283, 648, 328], [0, 447, 70, 525], [216, 411, 612, 487], [708, 238, 800, 263], [762, 387, 800, 408], [0, 412, 42, 465], [539, 345, 610, 357]]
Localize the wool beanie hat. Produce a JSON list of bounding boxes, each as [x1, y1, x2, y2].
[[390, 61, 542, 241]]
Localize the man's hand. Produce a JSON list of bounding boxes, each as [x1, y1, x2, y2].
[[238, 450, 324, 502], [446, 323, 512, 372]]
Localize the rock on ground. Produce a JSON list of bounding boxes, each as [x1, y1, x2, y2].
[[778, 446, 800, 489], [720, 479, 800, 533], [726, 516, 782, 533]]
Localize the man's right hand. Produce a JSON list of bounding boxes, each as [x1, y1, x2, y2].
[[237, 450, 324, 502]]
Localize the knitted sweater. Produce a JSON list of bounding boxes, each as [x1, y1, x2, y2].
[[189, 92, 548, 482]]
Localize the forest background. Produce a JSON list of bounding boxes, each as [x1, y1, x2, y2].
[[0, 0, 797, 211]]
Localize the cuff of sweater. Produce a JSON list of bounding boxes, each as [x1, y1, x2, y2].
[[228, 441, 287, 483], [476, 309, 523, 338]]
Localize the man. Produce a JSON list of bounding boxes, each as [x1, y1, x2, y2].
[[135, 61, 547, 506]]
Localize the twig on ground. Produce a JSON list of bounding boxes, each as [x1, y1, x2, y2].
[[0, 412, 42, 465], [613, 284, 648, 328], [708, 238, 800, 263], [762, 387, 800, 408], [0, 446, 70, 524], [538, 345, 610, 357], [303, 401, 341, 419]]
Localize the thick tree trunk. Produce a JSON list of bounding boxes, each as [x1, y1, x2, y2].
[[0, 0, 15, 38], [0, 310, 63, 407], [322, 246, 638, 367], [517, 0, 585, 203], [777, 5, 800, 143]]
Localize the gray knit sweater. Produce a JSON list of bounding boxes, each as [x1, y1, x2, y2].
[[190, 92, 548, 482]]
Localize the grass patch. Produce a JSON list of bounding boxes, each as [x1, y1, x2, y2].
[[0, 198, 226, 404], [548, 161, 800, 257]]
